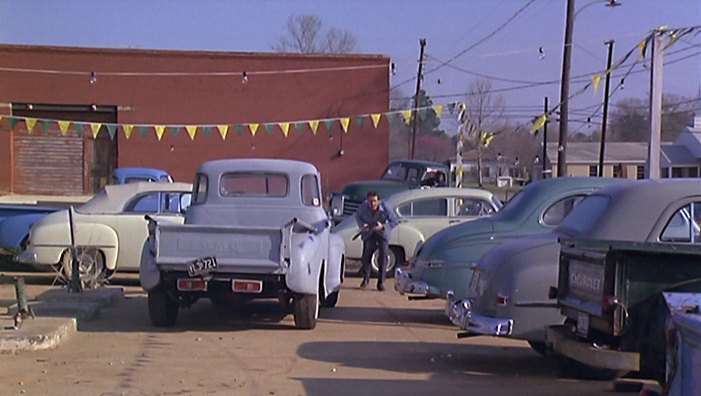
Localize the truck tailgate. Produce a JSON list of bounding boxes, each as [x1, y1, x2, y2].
[[155, 223, 285, 273]]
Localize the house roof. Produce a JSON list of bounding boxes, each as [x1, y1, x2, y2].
[[661, 144, 698, 167], [547, 142, 651, 164]]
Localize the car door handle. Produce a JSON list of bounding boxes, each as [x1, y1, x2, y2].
[[448, 219, 461, 224]]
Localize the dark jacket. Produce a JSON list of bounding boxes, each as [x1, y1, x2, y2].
[[355, 200, 399, 241]]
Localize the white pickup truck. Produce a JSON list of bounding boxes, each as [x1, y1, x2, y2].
[[140, 159, 345, 329]]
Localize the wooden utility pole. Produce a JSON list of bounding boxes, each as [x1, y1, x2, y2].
[[542, 96, 549, 175], [557, 0, 575, 177], [598, 40, 614, 177], [409, 38, 427, 159], [647, 31, 664, 179]]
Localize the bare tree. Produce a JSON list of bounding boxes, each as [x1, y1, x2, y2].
[[273, 15, 358, 54], [462, 79, 506, 186]]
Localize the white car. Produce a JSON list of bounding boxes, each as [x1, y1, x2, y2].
[[333, 187, 502, 275], [16, 182, 192, 285]]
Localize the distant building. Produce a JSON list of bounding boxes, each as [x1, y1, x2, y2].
[[0, 45, 390, 195]]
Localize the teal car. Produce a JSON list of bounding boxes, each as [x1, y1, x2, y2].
[[394, 177, 627, 300]]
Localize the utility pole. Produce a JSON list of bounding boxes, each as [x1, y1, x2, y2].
[[557, 0, 575, 177], [647, 30, 664, 179], [409, 38, 427, 159], [542, 96, 549, 175], [598, 40, 614, 177]]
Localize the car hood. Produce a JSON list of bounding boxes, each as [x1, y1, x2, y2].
[[341, 180, 410, 201]]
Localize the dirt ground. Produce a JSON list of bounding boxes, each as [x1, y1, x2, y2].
[[0, 274, 623, 396]]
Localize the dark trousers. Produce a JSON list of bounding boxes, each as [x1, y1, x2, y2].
[[360, 233, 389, 285]]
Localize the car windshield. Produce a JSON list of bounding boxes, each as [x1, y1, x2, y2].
[[557, 194, 610, 237]]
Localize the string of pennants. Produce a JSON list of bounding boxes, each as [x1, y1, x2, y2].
[[0, 101, 464, 141], [530, 25, 701, 135]]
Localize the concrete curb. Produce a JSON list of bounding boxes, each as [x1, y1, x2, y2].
[[37, 287, 125, 308], [0, 317, 76, 354]]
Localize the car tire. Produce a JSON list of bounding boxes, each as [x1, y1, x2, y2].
[[320, 290, 339, 308], [148, 286, 179, 327], [371, 246, 404, 276], [293, 292, 319, 330], [59, 248, 106, 289]]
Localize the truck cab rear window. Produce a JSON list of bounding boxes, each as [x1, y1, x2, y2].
[[220, 172, 288, 197]]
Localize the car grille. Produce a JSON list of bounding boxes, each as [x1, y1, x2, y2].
[[343, 199, 362, 216]]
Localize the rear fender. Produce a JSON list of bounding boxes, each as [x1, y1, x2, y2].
[[74, 223, 119, 270], [326, 233, 345, 291], [286, 233, 322, 295], [139, 240, 160, 291]]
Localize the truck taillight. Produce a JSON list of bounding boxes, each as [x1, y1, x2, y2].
[[602, 295, 619, 312], [177, 279, 208, 291]]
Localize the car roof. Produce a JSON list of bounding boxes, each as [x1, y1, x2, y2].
[[197, 158, 319, 178], [385, 187, 496, 206], [567, 178, 701, 240], [111, 167, 170, 177], [78, 182, 192, 214]]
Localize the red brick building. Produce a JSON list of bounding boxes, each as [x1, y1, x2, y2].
[[0, 45, 390, 195]]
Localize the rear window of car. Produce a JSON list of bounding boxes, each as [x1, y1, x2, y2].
[[192, 173, 208, 204], [220, 172, 288, 197], [557, 195, 610, 236]]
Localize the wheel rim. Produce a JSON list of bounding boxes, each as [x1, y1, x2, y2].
[[60, 248, 105, 288], [371, 248, 396, 274]]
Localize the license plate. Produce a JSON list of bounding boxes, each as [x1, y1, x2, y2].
[[187, 256, 218, 277], [576, 311, 590, 338]]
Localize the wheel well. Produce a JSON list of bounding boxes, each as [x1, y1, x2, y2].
[[390, 245, 406, 264], [318, 260, 326, 297]]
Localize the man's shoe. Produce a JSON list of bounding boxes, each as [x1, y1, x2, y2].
[[360, 279, 369, 288], [377, 283, 385, 291]]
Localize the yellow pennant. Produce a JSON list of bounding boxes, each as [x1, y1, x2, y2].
[[592, 75, 602, 94], [401, 110, 412, 125], [370, 113, 382, 128], [434, 104, 443, 118], [638, 38, 648, 59], [308, 120, 319, 135], [279, 122, 290, 137], [531, 114, 548, 134], [249, 123, 259, 137], [340, 118, 350, 133], [26, 118, 37, 134], [186, 126, 198, 140], [123, 124, 134, 139], [58, 121, 71, 135], [155, 125, 166, 141], [90, 123, 102, 138], [217, 125, 229, 140]]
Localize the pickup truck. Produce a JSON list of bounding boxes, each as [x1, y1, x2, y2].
[[140, 159, 345, 329], [545, 239, 701, 382], [328, 160, 450, 223]]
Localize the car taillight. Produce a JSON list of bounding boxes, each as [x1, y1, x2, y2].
[[177, 278, 207, 291], [496, 294, 508, 306]]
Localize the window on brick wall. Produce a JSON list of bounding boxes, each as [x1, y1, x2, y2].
[[589, 166, 598, 176], [637, 165, 645, 179]]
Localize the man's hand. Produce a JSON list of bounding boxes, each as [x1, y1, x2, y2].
[[373, 222, 384, 231]]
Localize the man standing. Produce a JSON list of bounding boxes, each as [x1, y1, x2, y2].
[[355, 191, 398, 291]]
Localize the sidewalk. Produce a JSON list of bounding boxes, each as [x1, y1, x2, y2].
[[0, 280, 123, 354]]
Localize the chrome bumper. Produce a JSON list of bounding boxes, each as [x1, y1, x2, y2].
[[394, 267, 429, 295], [445, 290, 513, 336], [15, 250, 37, 264]]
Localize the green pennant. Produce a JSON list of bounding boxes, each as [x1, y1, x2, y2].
[[9, 117, 17, 129], [447, 102, 456, 115], [294, 122, 305, 134], [139, 126, 149, 137], [264, 123, 275, 136], [203, 126, 212, 137], [75, 123, 84, 137], [355, 117, 365, 128], [324, 120, 334, 133], [106, 124, 117, 140], [386, 113, 397, 125], [418, 108, 427, 121], [42, 120, 52, 134], [235, 124, 244, 135], [171, 126, 180, 136]]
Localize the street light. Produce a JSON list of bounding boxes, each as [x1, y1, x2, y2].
[[556, 0, 621, 177]]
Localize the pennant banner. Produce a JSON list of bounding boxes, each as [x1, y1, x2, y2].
[[217, 125, 229, 140], [58, 121, 70, 135], [186, 125, 197, 140], [155, 125, 166, 141], [340, 118, 350, 133], [123, 124, 134, 139]]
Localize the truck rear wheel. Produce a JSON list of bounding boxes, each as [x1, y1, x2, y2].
[[148, 286, 178, 327], [293, 292, 319, 329]]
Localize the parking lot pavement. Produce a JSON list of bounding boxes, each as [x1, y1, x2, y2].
[[0, 276, 616, 395]]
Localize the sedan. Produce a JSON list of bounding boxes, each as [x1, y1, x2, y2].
[[333, 187, 502, 275], [446, 178, 701, 357], [395, 177, 628, 300], [16, 182, 192, 286]]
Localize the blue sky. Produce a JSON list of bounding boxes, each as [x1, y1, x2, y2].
[[1, 0, 699, 133]]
